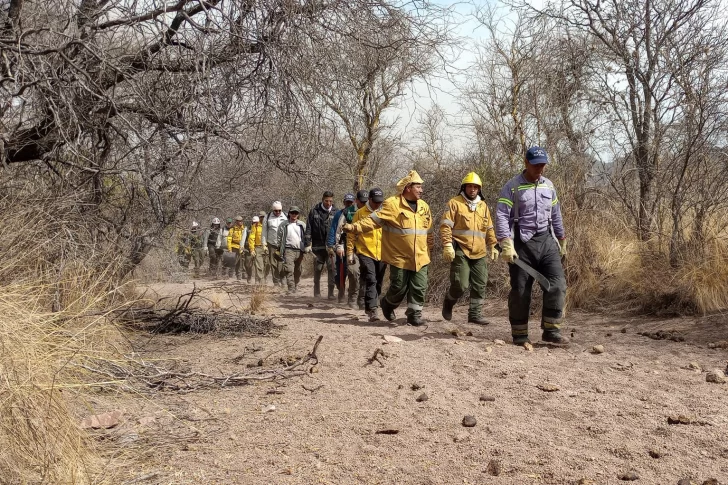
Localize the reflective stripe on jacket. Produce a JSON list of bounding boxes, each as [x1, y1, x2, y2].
[[353, 195, 433, 271], [347, 202, 383, 261], [440, 195, 497, 259]]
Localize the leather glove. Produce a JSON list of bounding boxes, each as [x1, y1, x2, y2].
[[342, 223, 356, 233], [488, 245, 499, 261], [500, 239, 518, 263], [263, 246, 269, 255], [347, 254, 355, 265], [559, 239, 567, 258], [336, 247, 344, 257], [250, 249, 256, 257], [442, 243, 455, 263], [304, 245, 312, 254], [327, 246, 335, 256]]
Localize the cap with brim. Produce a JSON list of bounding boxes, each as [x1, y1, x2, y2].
[[259, 211, 266, 218], [288, 206, 300, 213], [226, 217, 233, 223], [526, 146, 549, 164], [356, 190, 369, 202], [344, 193, 355, 203], [369, 188, 384, 203], [235, 216, 243, 221]]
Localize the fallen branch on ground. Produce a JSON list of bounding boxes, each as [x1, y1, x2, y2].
[[366, 348, 387, 367], [72, 336, 324, 393]]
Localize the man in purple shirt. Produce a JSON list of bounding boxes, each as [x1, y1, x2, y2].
[[495, 146, 569, 345]]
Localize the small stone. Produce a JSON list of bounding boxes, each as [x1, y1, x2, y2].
[[466, 331, 473, 337], [687, 362, 701, 371], [708, 342, 716, 349], [383, 335, 404, 343], [621, 327, 627, 333], [416, 393, 428, 402], [524, 342, 534, 352], [411, 383, 424, 391], [262, 404, 276, 413], [453, 432, 470, 443], [479, 395, 496, 402], [592, 345, 605, 354], [485, 346, 492, 353], [462, 415, 477, 427], [648, 449, 661, 458], [667, 415, 692, 425], [705, 369, 727, 384], [596, 387, 607, 394], [494, 339, 506, 346], [677, 479, 696, 485], [118, 432, 140, 445], [618, 470, 640, 481], [702, 479, 719, 485], [606, 332, 613, 336], [450, 329, 461, 337], [578, 480, 596, 485], [486, 459, 502, 476], [537, 383, 559, 392]]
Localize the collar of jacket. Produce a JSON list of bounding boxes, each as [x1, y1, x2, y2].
[[315, 202, 335, 214], [365, 201, 382, 212], [398, 194, 420, 212]]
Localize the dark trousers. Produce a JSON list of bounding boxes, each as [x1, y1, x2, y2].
[[207, 245, 224, 274], [445, 248, 488, 319], [312, 248, 335, 296], [383, 265, 428, 318], [359, 255, 387, 311], [508, 232, 567, 338]]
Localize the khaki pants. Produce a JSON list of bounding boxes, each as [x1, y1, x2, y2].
[[281, 248, 303, 292]]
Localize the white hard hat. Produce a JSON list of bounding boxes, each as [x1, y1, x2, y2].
[[191, 221, 200, 228], [272, 201, 283, 210], [252, 216, 260, 223], [212, 217, 221, 225]]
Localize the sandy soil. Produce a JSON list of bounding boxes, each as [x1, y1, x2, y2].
[[104, 276, 728, 485]]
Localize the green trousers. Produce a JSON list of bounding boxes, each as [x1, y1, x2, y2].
[[382, 265, 428, 318], [445, 248, 488, 319]]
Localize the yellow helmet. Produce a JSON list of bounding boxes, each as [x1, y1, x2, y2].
[[461, 172, 482, 187]]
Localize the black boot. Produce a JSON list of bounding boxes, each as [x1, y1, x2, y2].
[[442, 297, 456, 321], [468, 315, 490, 325], [380, 298, 396, 321], [542, 330, 570, 344], [327, 287, 336, 300], [407, 313, 425, 327]]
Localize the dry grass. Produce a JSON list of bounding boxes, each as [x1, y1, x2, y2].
[[248, 285, 269, 313]]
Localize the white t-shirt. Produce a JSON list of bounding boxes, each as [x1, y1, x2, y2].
[[286, 223, 304, 250]]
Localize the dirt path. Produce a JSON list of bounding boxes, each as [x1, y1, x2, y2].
[[114, 278, 728, 485]]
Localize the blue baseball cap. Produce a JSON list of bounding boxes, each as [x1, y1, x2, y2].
[[344, 193, 356, 202], [526, 146, 548, 164]]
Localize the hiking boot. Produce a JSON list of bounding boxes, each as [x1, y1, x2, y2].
[[407, 314, 425, 327], [542, 331, 570, 344], [348, 300, 357, 310], [512, 336, 532, 346], [442, 298, 456, 321], [327, 288, 336, 300], [380, 299, 396, 322], [468, 316, 491, 325], [367, 308, 381, 322]]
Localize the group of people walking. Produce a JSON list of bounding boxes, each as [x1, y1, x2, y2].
[[177, 146, 569, 345]]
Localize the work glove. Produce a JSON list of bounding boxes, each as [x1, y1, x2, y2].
[[336, 247, 344, 257], [204, 247, 209, 256], [342, 223, 357, 233], [304, 245, 312, 254], [500, 239, 518, 264], [488, 245, 499, 261], [263, 246, 269, 255], [442, 243, 455, 263], [251, 249, 256, 257], [347, 254, 355, 265], [559, 239, 567, 258], [327, 246, 335, 257]]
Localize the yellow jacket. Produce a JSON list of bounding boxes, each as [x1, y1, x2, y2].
[[440, 195, 497, 259], [248, 222, 263, 251], [353, 195, 433, 271], [347, 203, 383, 260], [227, 225, 245, 251]]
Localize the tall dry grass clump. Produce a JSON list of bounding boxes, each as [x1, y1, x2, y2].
[[565, 205, 728, 315], [0, 192, 134, 484]]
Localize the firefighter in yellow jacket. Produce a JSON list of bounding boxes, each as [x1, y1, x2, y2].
[[344, 171, 434, 326], [248, 215, 265, 284], [441, 172, 499, 325], [227, 216, 247, 280], [347, 188, 386, 322]]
